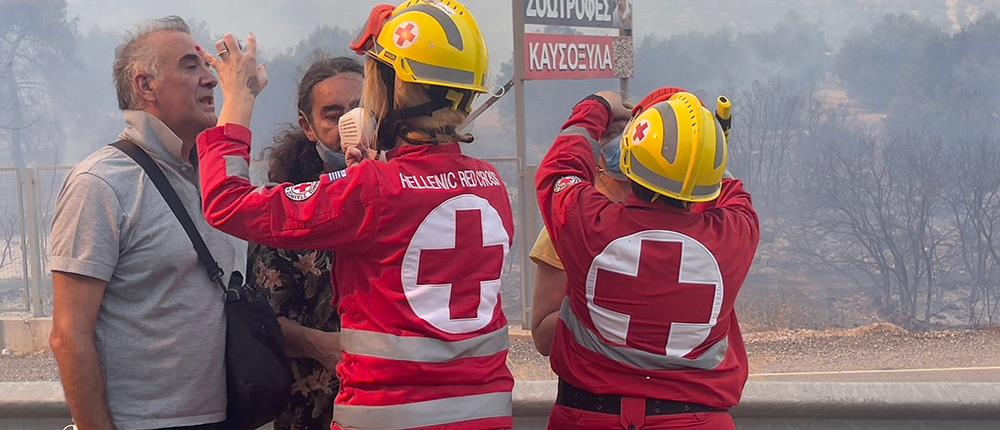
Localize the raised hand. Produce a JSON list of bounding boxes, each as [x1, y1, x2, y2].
[[197, 33, 269, 127]]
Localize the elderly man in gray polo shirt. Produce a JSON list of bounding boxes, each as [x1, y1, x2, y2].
[[48, 16, 238, 430]]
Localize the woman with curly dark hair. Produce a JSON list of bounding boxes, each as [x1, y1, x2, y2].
[[245, 55, 362, 430]]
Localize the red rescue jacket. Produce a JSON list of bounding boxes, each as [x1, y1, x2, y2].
[[198, 124, 515, 429], [535, 100, 760, 408]]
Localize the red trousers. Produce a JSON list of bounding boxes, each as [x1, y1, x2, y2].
[[332, 421, 510, 430], [546, 397, 735, 430]]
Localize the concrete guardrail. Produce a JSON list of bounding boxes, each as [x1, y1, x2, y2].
[[5, 380, 1000, 421]]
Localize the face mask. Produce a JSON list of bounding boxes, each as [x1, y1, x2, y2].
[[301, 111, 347, 171], [315, 140, 346, 170], [600, 133, 626, 180], [338, 107, 377, 154]]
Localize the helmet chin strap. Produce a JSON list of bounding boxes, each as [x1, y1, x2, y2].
[[374, 61, 474, 152]]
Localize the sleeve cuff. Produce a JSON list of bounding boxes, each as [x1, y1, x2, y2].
[[579, 95, 613, 117], [47, 256, 115, 282], [529, 251, 565, 270]]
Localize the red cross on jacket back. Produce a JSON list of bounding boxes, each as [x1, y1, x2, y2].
[[535, 100, 760, 410], [197, 124, 515, 430]]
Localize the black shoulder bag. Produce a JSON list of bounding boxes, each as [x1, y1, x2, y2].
[[112, 140, 292, 430]]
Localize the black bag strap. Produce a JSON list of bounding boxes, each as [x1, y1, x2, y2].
[[111, 139, 227, 292]]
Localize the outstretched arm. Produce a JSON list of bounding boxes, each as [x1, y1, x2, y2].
[[195, 33, 380, 251], [535, 92, 631, 244]]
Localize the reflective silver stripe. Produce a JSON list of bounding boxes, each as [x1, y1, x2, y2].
[[692, 183, 721, 198], [560, 126, 601, 164], [654, 102, 679, 164], [629, 151, 685, 193], [629, 153, 721, 199], [251, 181, 279, 195], [333, 391, 511, 430], [340, 325, 508, 363], [407, 58, 477, 86], [560, 298, 728, 370], [402, 4, 464, 50], [223, 155, 248, 179]]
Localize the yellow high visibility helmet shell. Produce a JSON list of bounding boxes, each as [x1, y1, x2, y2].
[[371, 0, 489, 93], [620, 92, 728, 203]]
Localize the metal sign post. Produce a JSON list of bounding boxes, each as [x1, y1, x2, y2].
[[512, 0, 532, 328], [511, 0, 633, 329], [21, 169, 44, 316], [620, 26, 632, 98]]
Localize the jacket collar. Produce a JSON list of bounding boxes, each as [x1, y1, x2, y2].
[[387, 142, 462, 160], [622, 193, 691, 214], [119, 110, 191, 168]]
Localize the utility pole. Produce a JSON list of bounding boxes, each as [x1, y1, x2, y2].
[[619, 26, 632, 99], [512, 0, 531, 328]]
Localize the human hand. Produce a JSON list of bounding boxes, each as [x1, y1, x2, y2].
[[313, 333, 342, 373], [603, 118, 630, 146], [344, 146, 375, 168], [593, 90, 632, 122], [198, 33, 268, 104], [276, 317, 342, 372]]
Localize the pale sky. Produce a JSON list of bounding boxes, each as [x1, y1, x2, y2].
[[64, 1, 697, 76], [65, 1, 521, 52], [67, 1, 517, 74], [65, 0, 999, 59]]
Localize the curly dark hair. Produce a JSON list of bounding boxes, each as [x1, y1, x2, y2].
[[266, 56, 364, 183]]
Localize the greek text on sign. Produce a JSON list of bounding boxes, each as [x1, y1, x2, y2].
[[525, 0, 632, 29], [525, 33, 633, 80]]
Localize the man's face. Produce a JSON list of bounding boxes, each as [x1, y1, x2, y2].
[[145, 31, 218, 140], [301, 73, 363, 151]]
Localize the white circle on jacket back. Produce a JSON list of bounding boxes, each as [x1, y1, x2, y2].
[[402, 194, 509, 334]]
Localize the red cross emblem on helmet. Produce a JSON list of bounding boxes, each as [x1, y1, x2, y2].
[[394, 22, 419, 49], [633, 120, 650, 143]]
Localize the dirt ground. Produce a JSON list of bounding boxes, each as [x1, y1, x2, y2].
[[506, 324, 1000, 380], [5, 324, 1000, 383]]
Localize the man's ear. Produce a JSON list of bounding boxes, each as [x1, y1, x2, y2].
[[134, 74, 157, 105], [298, 113, 317, 142]]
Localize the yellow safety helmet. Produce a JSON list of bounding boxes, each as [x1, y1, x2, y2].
[[620, 92, 728, 203], [358, 0, 489, 95]]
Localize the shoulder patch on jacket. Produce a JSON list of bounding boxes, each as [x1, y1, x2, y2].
[[554, 175, 583, 193], [284, 180, 320, 201]]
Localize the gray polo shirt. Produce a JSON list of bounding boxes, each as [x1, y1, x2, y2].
[[48, 111, 238, 430]]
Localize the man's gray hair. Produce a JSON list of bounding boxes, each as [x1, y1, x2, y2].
[[113, 16, 191, 110]]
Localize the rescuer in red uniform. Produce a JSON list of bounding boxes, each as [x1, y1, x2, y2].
[[194, 2, 515, 429], [535, 88, 760, 429]]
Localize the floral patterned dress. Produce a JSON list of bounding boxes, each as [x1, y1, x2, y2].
[[247, 245, 339, 430]]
